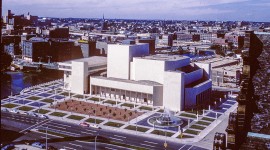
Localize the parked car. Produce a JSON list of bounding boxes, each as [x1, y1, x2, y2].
[[27, 112, 38, 117], [90, 124, 102, 129], [1, 144, 15, 150], [10, 109, 19, 114], [79, 122, 90, 127], [39, 114, 49, 119], [1, 108, 9, 112], [20, 111, 28, 115], [31, 142, 45, 149]]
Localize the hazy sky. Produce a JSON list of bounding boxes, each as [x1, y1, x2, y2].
[[3, 0, 270, 22]]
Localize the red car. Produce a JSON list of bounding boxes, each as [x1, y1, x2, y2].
[[79, 122, 90, 127]]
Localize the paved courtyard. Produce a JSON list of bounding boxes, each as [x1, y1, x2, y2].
[[1, 79, 238, 143]]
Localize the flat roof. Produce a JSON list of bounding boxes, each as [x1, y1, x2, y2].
[[62, 56, 107, 67], [92, 76, 162, 86], [137, 54, 190, 61], [198, 57, 239, 68]]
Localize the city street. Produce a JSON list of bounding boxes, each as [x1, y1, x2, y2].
[[1, 112, 206, 150]]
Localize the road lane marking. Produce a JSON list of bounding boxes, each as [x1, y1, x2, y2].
[[38, 127, 80, 137], [144, 141, 158, 145], [140, 143, 156, 148], [105, 147, 117, 150], [179, 144, 187, 150], [19, 119, 51, 133], [49, 122, 72, 127], [68, 143, 82, 147], [41, 136, 50, 139], [81, 131, 93, 135], [110, 137, 123, 141], [85, 129, 97, 133], [187, 145, 193, 150], [45, 125, 66, 130], [114, 135, 126, 138], [63, 146, 75, 150]]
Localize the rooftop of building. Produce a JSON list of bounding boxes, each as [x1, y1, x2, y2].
[[198, 57, 240, 68], [137, 54, 190, 61], [92, 76, 162, 86], [61, 56, 107, 67]]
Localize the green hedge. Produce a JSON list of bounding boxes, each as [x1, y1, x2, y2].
[[197, 121, 211, 126], [85, 118, 104, 124], [2, 103, 18, 108], [67, 115, 85, 120], [104, 121, 124, 127], [184, 129, 200, 135], [151, 130, 174, 137], [34, 109, 50, 114], [50, 112, 67, 117], [179, 113, 196, 118], [18, 106, 34, 111], [125, 125, 149, 132]]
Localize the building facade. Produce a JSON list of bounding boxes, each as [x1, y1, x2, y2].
[[90, 42, 212, 111]]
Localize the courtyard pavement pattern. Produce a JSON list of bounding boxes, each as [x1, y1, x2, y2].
[[1, 79, 238, 149]]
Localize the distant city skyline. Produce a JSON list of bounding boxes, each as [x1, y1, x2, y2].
[[3, 0, 270, 22]]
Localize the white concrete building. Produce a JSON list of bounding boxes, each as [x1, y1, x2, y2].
[[59, 56, 107, 94], [90, 43, 212, 111]]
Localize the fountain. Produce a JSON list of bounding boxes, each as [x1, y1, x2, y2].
[[148, 108, 183, 128]]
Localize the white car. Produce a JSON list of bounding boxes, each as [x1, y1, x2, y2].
[[10, 109, 19, 114], [20, 111, 28, 115], [90, 124, 101, 129], [1, 108, 9, 112], [39, 114, 49, 119]]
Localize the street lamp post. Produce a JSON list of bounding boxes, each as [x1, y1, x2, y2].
[[38, 57, 42, 64], [95, 129, 100, 150], [47, 56, 52, 64], [46, 126, 48, 150]]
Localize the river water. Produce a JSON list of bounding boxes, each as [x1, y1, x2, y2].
[[0, 71, 62, 99]]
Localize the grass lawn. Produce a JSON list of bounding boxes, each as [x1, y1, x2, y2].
[[73, 94, 84, 99], [120, 103, 137, 108], [104, 121, 124, 128], [104, 100, 116, 105], [201, 117, 215, 122], [177, 134, 194, 139], [139, 106, 153, 111], [41, 98, 54, 103], [186, 110, 203, 115], [85, 118, 104, 124], [27, 96, 41, 101], [125, 125, 149, 132], [34, 109, 50, 114], [184, 129, 200, 135], [151, 130, 174, 137], [190, 125, 206, 130], [67, 115, 85, 120], [18, 106, 34, 111], [197, 121, 211, 126], [89, 97, 103, 102], [2, 103, 19, 108], [50, 112, 67, 117], [179, 113, 196, 118]]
